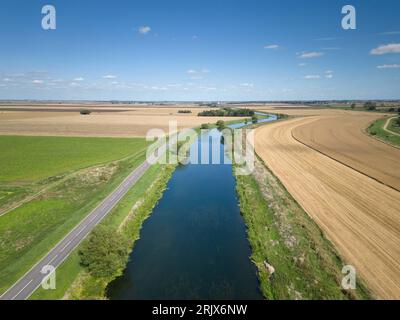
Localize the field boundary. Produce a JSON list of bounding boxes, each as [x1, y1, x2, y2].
[[290, 119, 400, 193]]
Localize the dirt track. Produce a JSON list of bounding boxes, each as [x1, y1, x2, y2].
[[255, 117, 400, 299], [292, 114, 400, 191]]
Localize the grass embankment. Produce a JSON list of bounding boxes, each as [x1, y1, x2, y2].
[[0, 136, 150, 294], [367, 117, 400, 146], [234, 156, 371, 300], [31, 163, 176, 300]]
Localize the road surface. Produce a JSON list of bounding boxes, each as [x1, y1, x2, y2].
[[0, 155, 157, 300]]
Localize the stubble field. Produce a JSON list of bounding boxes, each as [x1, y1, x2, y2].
[[254, 112, 400, 299], [0, 105, 244, 137]]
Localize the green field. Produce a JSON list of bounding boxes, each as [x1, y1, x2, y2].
[[368, 118, 400, 146], [0, 135, 151, 294], [0, 136, 149, 183]]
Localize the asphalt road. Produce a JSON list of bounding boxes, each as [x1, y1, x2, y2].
[[0, 155, 157, 300]]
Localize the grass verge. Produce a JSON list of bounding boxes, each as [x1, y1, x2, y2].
[[234, 156, 371, 300]]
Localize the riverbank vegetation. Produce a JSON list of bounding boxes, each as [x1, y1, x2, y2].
[[198, 107, 255, 117], [30, 163, 176, 300], [234, 156, 370, 300]]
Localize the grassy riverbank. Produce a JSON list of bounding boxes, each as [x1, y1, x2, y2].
[[234, 156, 371, 300], [30, 163, 176, 300], [367, 117, 400, 147]]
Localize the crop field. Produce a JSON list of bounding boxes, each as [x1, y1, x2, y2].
[[254, 114, 400, 299], [0, 135, 150, 294], [0, 135, 149, 183], [0, 106, 245, 137], [291, 114, 400, 191]]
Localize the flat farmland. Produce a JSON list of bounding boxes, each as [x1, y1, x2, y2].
[[254, 116, 400, 299], [292, 114, 400, 191], [0, 106, 244, 137]]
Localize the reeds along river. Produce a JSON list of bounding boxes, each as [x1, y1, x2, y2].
[[107, 115, 276, 300]]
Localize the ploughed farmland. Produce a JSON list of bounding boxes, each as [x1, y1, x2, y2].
[[254, 115, 400, 299]]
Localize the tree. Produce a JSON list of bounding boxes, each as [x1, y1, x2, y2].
[[364, 102, 377, 111], [216, 120, 225, 130], [80, 109, 91, 115], [201, 123, 210, 129], [350, 103, 356, 109], [79, 226, 130, 279], [251, 115, 258, 124]]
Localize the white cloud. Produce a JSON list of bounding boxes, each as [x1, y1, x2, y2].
[[298, 63, 307, 67], [325, 74, 333, 79], [32, 80, 44, 84], [298, 51, 324, 59], [304, 75, 320, 79], [102, 75, 117, 79], [192, 35, 198, 40], [378, 31, 400, 36], [264, 44, 279, 50], [201, 69, 210, 73], [325, 70, 334, 74], [240, 83, 254, 87], [187, 69, 197, 74], [370, 43, 400, 55], [3, 78, 12, 82], [377, 64, 400, 69], [73, 77, 84, 81], [138, 26, 151, 34]]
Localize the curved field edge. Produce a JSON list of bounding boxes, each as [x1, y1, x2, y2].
[[367, 117, 400, 147], [30, 163, 176, 300]]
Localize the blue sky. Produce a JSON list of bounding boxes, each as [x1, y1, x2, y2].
[[1, 0, 400, 101]]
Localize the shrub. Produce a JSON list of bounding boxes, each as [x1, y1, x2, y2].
[[216, 120, 225, 130], [201, 123, 210, 129], [178, 110, 192, 114], [80, 109, 92, 115], [79, 226, 130, 279]]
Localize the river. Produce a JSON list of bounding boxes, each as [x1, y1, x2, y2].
[[107, 114, 277, 300]]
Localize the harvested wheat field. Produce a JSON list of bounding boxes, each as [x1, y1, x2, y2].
[[0, 106, 242, 137], [292, 114, 400, 191], [255, 116, 400, 299]]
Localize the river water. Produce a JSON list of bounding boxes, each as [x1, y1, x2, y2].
[[107, 115, 277, 300]]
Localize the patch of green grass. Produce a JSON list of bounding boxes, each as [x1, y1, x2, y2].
[[30, 163, 176, 300], [0, 147, 148, 295], [388, 117, 400, 135], [367, 118, 400, 146], [0, 136, 149, 183], [234, 160, 370, 300]]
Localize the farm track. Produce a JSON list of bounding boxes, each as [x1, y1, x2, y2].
[[254, 116, 400, 299], [383, 117, 400, 137]]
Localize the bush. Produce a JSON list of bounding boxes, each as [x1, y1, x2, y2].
[[198, 108, 255, 117], [178, 110, 192, 114], [251, 115, 258, 124], [364, 102, 377, 111], [351, 103, 356, 109], [80, 109, 92, 115], [216, 120, 225, 130], [200, 123, 210, 129], [79, 226, 131, 279]]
